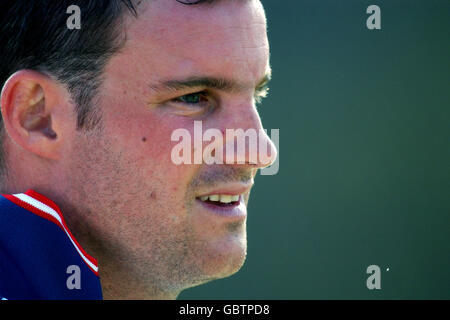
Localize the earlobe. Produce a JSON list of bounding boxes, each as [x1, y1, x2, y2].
[[0, 70, 62, 160]]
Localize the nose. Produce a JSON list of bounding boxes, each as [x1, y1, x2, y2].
[[222, 105, 278, 170]]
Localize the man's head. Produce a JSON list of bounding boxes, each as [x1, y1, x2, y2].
[[0, 0, 276, 298]]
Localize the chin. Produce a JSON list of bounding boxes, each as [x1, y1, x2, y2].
[[198, 232, 248, 281]]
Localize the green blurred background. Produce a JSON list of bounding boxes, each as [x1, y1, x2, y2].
[[179, 0, 450, 299]]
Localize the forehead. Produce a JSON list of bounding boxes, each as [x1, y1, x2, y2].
[[120, 0, 269, 85]]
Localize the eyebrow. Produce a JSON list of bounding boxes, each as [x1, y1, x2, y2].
[[149, 72, 272, 95]]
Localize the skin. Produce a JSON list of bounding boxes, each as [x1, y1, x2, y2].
[[0, 0, 276, 299]]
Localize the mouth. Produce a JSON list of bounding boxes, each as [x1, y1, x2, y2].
[[195, 185, 251, 218], [196, 194, 242, 207]]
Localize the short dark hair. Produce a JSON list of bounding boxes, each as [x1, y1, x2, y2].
[[0, 0, 139, 130], [0, 0, 140, 179]]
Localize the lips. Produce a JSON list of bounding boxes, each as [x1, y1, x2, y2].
[[196, 184, 251, 206], [195, 184, 251, 218], [198, 194, 241, 205]]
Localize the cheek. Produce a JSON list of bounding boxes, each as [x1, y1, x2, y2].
[[105, 109, 177, 162], [103, 111, 200, 198]]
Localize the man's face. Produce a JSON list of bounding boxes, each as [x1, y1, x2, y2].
[[61, 0, 275, 294]]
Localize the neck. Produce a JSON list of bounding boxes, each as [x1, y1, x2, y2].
[[97, 249, 181, 300], [31, 189, 182, 300]]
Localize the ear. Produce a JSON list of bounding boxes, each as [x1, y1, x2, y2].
[[1, 70, 72, 161]]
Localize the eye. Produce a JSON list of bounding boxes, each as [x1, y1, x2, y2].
[[173, 92, 209, 105], [168, 91, 215, 117]]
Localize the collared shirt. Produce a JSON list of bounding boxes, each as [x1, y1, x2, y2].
[[0, 190, 102, 299]]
